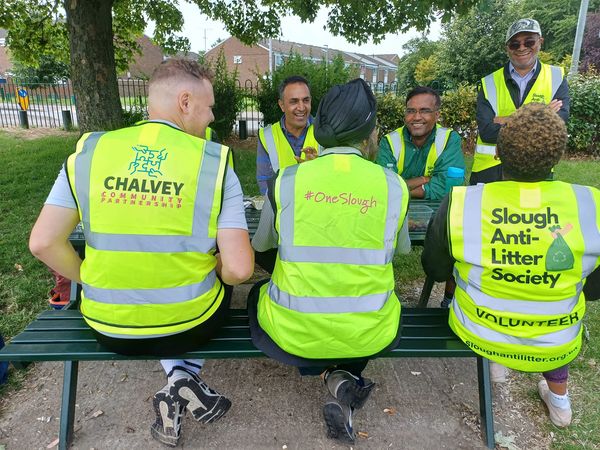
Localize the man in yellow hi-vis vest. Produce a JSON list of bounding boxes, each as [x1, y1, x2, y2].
[[423, 104, 600, 428], [29, 59, 254, 446], [249, 79, 411, 444], [472, 18, 569, 184], [256, 75, 320, 194]]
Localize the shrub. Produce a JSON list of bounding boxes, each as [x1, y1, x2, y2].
[[255, 53, 357, 126], [207, 49, 244, 140], [567, 74, 600, 155], [121, 105, 146, 127], [440, 83, 478, 152], [375, 93, 405, 136]]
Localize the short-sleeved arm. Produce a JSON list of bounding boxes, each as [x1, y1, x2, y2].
[[217, 169, 248, 230], [424, 132, 465, 200], [45, 166, 77, 210], [421, 195, 454, 281], [376, 136, 399, 173], [256, 136, 275, 195]]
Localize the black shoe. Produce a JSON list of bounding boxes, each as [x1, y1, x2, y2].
[[169, 373, 231, 423], [325, 369, 375, 410], [150, 385, 184, 447], [323, 394, 356, 444], [440, 295, 453, 308]]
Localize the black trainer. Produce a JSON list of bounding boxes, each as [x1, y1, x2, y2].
[[150, 385, 184, 447], [325, 369, 375, 410], [168, 371, 231, 423], [440, 295, 453, 308], [323, 394, 356, 444]]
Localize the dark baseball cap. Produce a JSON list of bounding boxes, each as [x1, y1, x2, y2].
[[506, 18, 542, 43]]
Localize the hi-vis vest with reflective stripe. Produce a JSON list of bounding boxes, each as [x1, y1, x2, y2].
[[66, 121, 229, 338], [473, 63, 564, 173], [448, 181, 600, 372], [258, 122, 319, 172], [385, 125, 452, 177], [257, 150, 409, 359]]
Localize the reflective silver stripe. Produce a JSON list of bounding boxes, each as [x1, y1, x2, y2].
[[475, 144, 496, 155], [83, 271, 217, 305], [278, 245, 394, 265], [277, 163, 402, 265], [454, 270, 580, 315], [96, 330, 177, 339], [75, 132, 105, 228], [77, 134, 223, 253], [388, 130, 402, 163], [550, 65, 563, 98], [263, 125, 280, 172], [277, 163, 299, 244], [483, 74, 498, 115], [463, 186, 483, 267], [573, 184, 600, 276], [268, 280, 390, 313], [434, 127, 449, 157], [452, 300, 581, 347]]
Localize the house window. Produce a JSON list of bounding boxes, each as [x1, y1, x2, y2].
[[371, 68, 377, 83], [275, 54, 283, 67], [233, 55, 242, 64], [384, 69, 388, 84], [0, 38, 5, 47]]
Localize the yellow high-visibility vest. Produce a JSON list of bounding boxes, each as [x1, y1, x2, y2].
[[448, 181, 600, 371], [257, 149, 409, 359], [473, 63, 564, 173], [258, 122, 320, 172], [385, 125, 452, 177], [66, 121, 229, 338]]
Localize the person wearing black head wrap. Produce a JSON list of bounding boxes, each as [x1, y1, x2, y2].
[[313, 78, 377, 150], [247, 80, 411, 444]]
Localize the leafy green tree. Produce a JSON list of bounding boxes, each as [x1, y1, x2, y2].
[[414, 54, 439, 86], [436, 0, 520, 87], [1, 0, 479, 132], [11, 55, 70, 85], [581, 12, 600, 72], [396, 37, 441, 93]]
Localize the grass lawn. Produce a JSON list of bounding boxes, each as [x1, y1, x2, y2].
[[0, 131, 599, 448]]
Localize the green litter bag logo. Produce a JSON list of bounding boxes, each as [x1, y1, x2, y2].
[[545, 224, 575, 271]]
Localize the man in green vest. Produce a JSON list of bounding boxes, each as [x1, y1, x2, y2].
[[377, 86, 465, 200], [256, 75, 319, 195], [423, 103, 600, 428], [471, 18, 569, 184], [29, 58, 254, 446], [249, 78, 411, 444]]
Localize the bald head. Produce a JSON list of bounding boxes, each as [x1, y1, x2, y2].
[[148, 58, 215, 138]]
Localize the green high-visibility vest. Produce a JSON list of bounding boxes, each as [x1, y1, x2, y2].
[[66, 121, 229, 338], [473, 63, 564, 173], [257, 149, 409, 359], [385, 125, 452, 177], [448, 181, 600, 371], [258, 122, 320, 172]]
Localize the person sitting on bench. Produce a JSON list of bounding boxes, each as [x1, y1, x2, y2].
[[422, 103, 600, 428], [29, 58, 254, 447], [248, 78, 411, 444]]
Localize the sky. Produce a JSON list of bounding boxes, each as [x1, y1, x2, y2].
[[148, 3, 442, 57]]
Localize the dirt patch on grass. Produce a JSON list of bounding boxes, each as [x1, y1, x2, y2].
[[224, 135, 258, 151], [1, 128, 77, 140]]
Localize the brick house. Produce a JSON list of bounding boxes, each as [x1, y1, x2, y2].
[[123, 35, 199, 78], [204, 36, 398, 86]]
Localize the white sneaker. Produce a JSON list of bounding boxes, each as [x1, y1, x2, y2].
[[489, 361, 508, 383], [538, 379, 572, 427]]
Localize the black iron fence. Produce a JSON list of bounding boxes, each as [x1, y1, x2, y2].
[[0, 77, 402, 135]]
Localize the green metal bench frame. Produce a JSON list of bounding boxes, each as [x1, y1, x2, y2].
[[0, 307, 494, 450]]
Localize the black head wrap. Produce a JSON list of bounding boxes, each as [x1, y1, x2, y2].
[[313, 78, 377, 148]]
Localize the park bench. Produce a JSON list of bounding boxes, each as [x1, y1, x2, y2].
[[0, 307, 494, 450], [0, 200, 495, 449]]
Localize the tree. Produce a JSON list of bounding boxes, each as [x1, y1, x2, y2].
[[396, 37, 441, 94], [1, 0, 479, 132], [581, 12, 600, 72]]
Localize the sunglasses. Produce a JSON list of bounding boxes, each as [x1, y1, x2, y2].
[[507, 38, 539, 51]]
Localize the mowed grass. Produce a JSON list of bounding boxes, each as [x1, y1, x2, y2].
[[0, 133, 599, 448]]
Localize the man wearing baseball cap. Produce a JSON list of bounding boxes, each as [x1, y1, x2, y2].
[[471, 18, 569, 185]]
